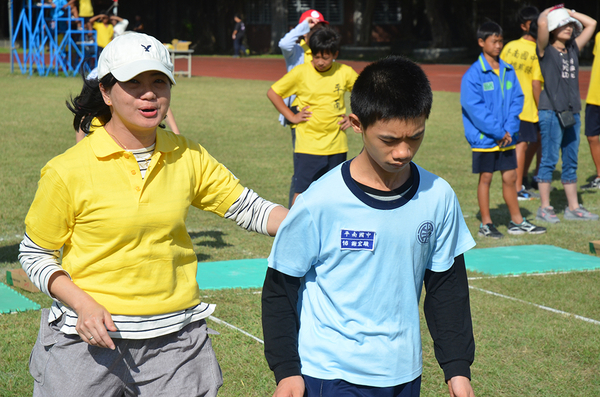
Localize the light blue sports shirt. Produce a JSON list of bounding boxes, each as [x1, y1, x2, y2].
[[268, 161, 476, 387]]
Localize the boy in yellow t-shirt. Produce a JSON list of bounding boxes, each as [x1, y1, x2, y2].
[[582, 32, 600, 190], [88, 12, 114, 52], [268, 26, 358, 206], [500, 6, 544, 200]]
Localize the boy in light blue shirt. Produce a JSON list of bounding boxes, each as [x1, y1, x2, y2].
[[263, 56, 477, 397]]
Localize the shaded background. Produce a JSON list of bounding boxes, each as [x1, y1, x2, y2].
[[2, 0, 599, 61]]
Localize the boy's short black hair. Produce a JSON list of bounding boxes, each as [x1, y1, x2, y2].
[[517, 6, 539, 25], [350, 56, 432, 130], [477, 21, 503, 41], [308, 26, 340, 55]]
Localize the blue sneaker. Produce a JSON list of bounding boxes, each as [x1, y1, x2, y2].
[[517, 185, 539, 201]]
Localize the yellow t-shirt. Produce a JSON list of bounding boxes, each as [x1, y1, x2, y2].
[[300, 39, 312, 64], [93, 22, 114, 48], [272, 62, 358, 155], [25, 127, 244, 315], [500, 37, 544, 123], [586, 32, 600, 106], [78, 0, 93, 18]]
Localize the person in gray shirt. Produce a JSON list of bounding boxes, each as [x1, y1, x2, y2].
[[535, 6, 598, 223]]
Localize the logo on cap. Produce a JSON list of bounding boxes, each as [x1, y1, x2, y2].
[[141, 44, 152, 52]]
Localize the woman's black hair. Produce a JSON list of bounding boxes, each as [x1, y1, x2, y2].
[[308, 26, 340, 56], [66, 72, 117, 134]]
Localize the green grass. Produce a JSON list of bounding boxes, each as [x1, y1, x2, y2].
[[0, 63, 599, 396]]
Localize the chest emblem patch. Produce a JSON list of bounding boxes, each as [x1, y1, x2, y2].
[[417, 221, 434, 244], [483, 81, 494, 91], [340, 229, 375, 251]]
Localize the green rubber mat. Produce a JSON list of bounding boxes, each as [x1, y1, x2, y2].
[[197, 258, 268, 290], [464, 245, 600, 275], [194, 246, 600, 289], [0, 283, 41, 314]]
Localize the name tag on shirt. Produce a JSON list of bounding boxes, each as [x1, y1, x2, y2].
[[340, 229, 375, 251], [483, 81, 494, 91]]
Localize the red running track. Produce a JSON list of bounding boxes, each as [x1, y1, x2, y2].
[[1, 53, 590, 98]]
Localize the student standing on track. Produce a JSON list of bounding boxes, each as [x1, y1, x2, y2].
[[278, 9, 328, 206], [268, 27, 358, 206]]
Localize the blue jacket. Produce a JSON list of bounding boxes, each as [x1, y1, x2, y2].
[[461, 54, 524, 151]]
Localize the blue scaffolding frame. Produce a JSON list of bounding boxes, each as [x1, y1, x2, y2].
[[11, 0, 98, 77]]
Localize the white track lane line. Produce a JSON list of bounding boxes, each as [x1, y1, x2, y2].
[[468, 268, 600, 281], [208, 315, 264, 344], [469, 286, 600, 326]]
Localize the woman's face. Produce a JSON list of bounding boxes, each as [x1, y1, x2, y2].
[[101, 71, 171, 135], [552, 23, 574, 42]]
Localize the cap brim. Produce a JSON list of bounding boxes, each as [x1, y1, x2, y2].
[[552, 17, 583, 35], [111, 59, 176, 85]]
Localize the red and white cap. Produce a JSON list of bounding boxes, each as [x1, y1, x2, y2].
[[299, 9, 329, 24], [547, 6, 582, 35], [98, 32, 176, 85]]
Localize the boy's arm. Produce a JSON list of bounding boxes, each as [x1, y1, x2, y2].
[[532, 80, 542, 108], [262, 267, 303, 383], [279, 20, 310, 54], [504, 73, 524, 140], [423, 254, 475, 383], [88, 14, 102, 24], [460, 71, 505, 141], [267, 88, 311, 125]]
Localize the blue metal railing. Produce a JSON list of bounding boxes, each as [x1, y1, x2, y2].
[[11, 0, 98, 77]]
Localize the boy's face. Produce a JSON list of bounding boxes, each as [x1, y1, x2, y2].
[[520, 20, 532, 34], [478, 34, 503, 58], [350, 115, 426, 176], [312, 51, 339, 72]]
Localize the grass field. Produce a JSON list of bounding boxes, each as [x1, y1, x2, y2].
[[0, 62, 599, 396]]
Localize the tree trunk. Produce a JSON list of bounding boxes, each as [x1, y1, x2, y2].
[[353, 0, 376, 46], [424, 0, 452, 47], [270, 0, 287, 54]]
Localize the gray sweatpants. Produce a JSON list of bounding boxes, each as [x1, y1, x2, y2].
[[30, 309, 223, 397]]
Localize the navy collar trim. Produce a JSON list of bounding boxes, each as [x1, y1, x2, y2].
[[341, 160, 420, 210]]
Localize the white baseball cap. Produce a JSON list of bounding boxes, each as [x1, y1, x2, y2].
[[98, 32, 176, 85], [547, 7, 582, 35]]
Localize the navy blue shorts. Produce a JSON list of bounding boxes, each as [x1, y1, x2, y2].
[[293, 152, 347, 193], [585, 104, 600, 137], [304, 375, 421, 397], [472, 149, 517, 174], [516, 120, 539, 143]]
